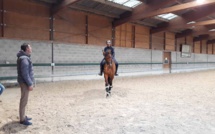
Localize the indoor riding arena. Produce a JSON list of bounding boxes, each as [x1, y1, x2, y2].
[[0, 0, 215, 134]]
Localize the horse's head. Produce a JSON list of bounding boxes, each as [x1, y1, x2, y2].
[[104, 50, 112, 65]]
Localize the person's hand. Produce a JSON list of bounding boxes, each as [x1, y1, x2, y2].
[[28, 86, 33, 91]]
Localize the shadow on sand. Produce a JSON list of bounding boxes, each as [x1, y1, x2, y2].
[[0, 121, 28, 134]]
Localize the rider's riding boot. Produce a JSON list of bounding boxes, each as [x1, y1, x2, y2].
[[98, 70, 103, 76], [98, 65, 104, 76], [115, 64, 119, 76]]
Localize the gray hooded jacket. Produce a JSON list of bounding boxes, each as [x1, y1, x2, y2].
[[17, 50, 34, 86]]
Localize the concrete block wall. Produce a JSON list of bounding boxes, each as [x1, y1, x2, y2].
[[53, 43, 103, 76], [208, 54, 215, 68], [1, 38, 215, 83], [171, 52, 195, 70], [53, 43, 164, 75], [115, 48, 163, 73], [0, 39, 52, 78], [151, 50, 163, 70], [194, 54, 208, 68], [171, 52, 215, 73]]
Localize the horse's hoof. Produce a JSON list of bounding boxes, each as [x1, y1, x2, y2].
[[106, 92, 111, 98], [106, 92, 110, 98]]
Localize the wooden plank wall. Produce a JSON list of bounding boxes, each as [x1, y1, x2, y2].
[[115, 23, 149, 48], [88, 14, 112, 46], [135, 24, 149, 49], [186, 36, 193, 52], [54, 10, 112, 45], [54, 9, 86, 44], [151, 32, 164, 50], [176, 37, 185, 52], [115, 23, 133, 48], [201, 40, 207, 54], [194, 41, 201, 53], [3, 0, 49, 40], [207, 43, 213, 54], [165, 32, 175, 51], [2, 0, 113, 45]]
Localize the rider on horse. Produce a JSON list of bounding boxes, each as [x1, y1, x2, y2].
[[98, 40, 119, 76]]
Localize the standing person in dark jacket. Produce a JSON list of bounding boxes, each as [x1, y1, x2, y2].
[[98, 40, 119, 76], [17, 43, 34, 126]]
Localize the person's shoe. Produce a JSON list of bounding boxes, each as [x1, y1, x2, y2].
[[115, 73, 119, 76], [25, 116, 32, 120], [98, 72, 102, 76], [20, 120, 32, 126]]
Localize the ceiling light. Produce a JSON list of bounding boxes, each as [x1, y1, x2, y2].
[[187, 21, 196, 24], [209, 29, 215, 32], [196, 0, 205, 4], [157, 13, 178, 20]]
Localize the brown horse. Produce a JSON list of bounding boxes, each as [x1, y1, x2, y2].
[[103, 50, 116, 97]]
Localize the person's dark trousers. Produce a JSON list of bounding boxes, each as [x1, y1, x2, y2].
[[113, 57, 119, 75], [19, 83, 29, 122], [99, 58, 105, 75]]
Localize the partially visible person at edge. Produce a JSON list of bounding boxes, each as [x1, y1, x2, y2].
[[0, 83, 5, 103], [98, 40, 119, 76], [17, 43, 34, 126], [0, 83, 5, 96]]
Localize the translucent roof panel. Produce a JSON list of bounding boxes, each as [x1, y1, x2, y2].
[[157, 13, 178, 20], [107, 0, 142, 8], [209, 29, 215, 32]]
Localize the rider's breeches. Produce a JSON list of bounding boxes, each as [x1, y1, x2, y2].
[[100, 59, 105, 71]]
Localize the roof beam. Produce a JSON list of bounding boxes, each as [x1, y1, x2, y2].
[[187, 20, 215, 28], [139, 0, 215, 20], [135, 20, 157, 27], [52, 0, 80, 14], [113, 0, 176, 27], [208, 33, 215, 40], [176, 25, 215, 38], [207, 39, 215, 44], [68, 5, 119, 18], [193, 34, 209, 42], [151, 4, 215, 34], [206, 24, 215, 30], [192, 27, 210, 36], [175, 29, 193, 38]]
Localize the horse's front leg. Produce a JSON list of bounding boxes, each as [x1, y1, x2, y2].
[[109, 77, 113, 94], [104, 74, 109, 92]]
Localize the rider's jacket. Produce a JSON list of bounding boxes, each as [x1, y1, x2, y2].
[[104, 46, 115, 57]]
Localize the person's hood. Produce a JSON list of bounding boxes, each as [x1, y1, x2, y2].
[[17, 50, 30, 58]]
